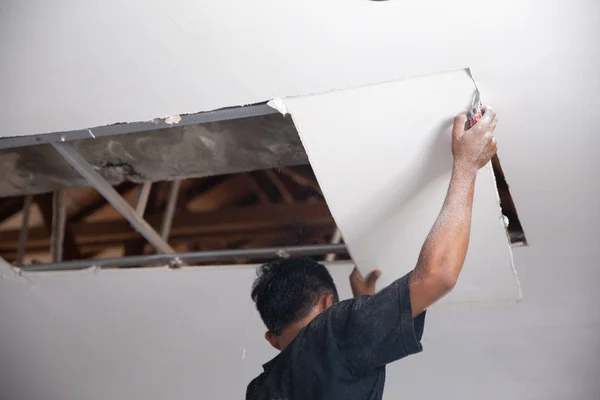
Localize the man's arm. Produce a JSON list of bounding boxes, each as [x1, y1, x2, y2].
[[409, 105, 498, 316]]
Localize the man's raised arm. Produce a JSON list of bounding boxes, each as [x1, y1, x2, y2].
[[409, 106, 498, 316]]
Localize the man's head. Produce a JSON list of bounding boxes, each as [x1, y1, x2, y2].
[[251, 258, 339, 350]]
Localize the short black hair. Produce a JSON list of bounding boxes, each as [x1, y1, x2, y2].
[[251, 258, 339, 335]]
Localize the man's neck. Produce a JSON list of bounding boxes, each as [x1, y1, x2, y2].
[[278, 309, 321, 350]]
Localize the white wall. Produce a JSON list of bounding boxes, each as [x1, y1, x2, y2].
[[1, 0, 599, 398], [0, 261, 355, 400], [1, 244, 598, 399]]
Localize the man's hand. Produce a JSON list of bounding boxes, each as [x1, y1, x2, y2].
[[452, 105, 498, 176], [349, 267, 382, 298]]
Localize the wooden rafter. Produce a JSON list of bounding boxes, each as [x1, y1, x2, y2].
[[124, 183, 160, 257], [69, 182, 137, 222], [279, 167, 323, 196], [35, 192, 82, 261], [248, 171, 281, 203], [0, 202, 333, 258], [244, 173, 272, 205], [265, 170, 295, 204], [182, 176, 229, 203]]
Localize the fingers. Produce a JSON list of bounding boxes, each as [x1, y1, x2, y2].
[[489, 117, 497, 132], [350, 267, 381, 297], [481, 104, 496, 118], [482, 135, 498, 159], [453, 113, 468, 139], [490, 137, 498, 154], [351, 267, 381, 283], [482, 105, 498, 152], [350, 267, 362, 281], [455, 106, 497, 138], [365, 269, 382, 286], [479, 105, 497, 127], [484, 130, 497, 147]]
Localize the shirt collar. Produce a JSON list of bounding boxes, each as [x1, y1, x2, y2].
[[262, 354, 280, 372]]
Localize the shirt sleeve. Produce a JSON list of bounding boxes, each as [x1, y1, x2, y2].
[[328, 271, 426, 375], [245, 376, 260, 400]]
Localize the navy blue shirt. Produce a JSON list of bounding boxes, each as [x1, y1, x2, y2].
[[246, 272, 426, 400]]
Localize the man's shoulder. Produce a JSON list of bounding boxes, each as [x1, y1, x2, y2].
[[245, 372, 265, 400]]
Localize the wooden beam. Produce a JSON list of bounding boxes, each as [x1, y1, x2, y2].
[[249, 171, 281, 203], [245, 173, 272, 205], [124, 183, 160, 257], [265, 170, 295, 204], [35, 192, 82, 261], [0, 202, 333, 255], [279, 167, 323, 196], [15, 195, 33, 266], [70, 182, 136, 222], [183, 176, 228, 203], [187, 175, 256, 211]]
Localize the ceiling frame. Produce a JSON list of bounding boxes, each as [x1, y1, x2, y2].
[[21, 243, 348, 272]]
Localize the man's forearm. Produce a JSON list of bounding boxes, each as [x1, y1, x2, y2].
[[409, 164, 477, 315], [406, 107, 497, 316]]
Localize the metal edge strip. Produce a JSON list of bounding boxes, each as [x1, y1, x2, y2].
[[20, 243, 348, 272], [0, 103, 276, 150]]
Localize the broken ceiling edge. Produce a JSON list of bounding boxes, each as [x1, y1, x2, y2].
[[267, 98, 288, 115], [0, 103, 277, 151], [486, 163, 524, 302], [269, 67, 472, 106], [1, 67, 476, 149]]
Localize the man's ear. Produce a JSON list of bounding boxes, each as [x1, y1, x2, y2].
[[321, 293, 335, 309], [265, 331, 281, 351]]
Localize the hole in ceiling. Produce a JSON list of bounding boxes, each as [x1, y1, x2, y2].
[[491, 154, 527, 247]]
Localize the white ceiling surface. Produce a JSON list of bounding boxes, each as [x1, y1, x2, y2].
[[1, 0, 599, 398], [0, 0, 592, 137], [285, 69, 520, 303]]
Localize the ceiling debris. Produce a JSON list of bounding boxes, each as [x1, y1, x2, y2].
[[164, 115, 182, 125]]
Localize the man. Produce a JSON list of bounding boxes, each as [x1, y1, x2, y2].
[[247, 106, 498, 400]]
